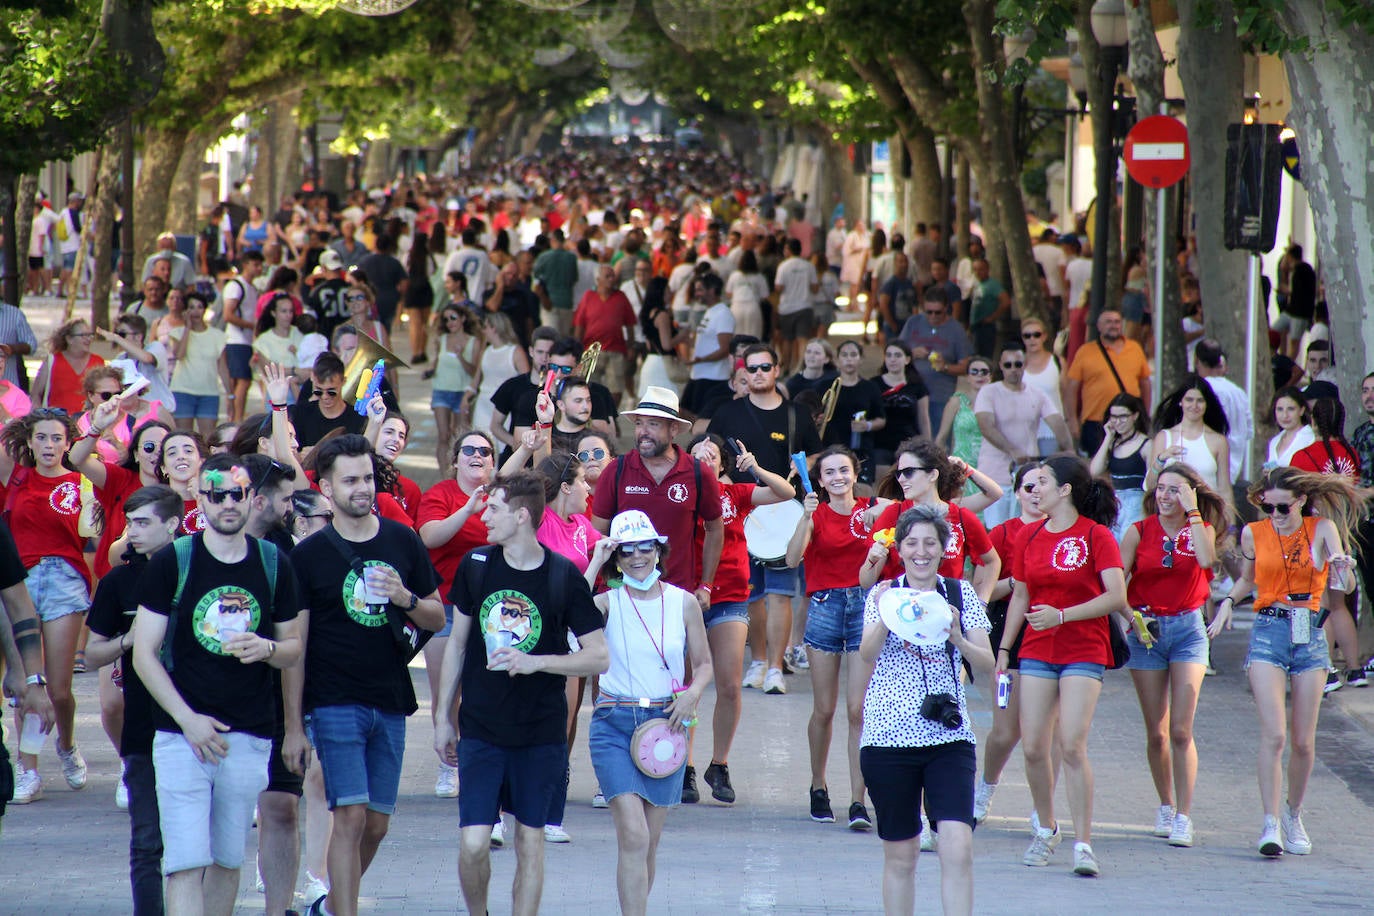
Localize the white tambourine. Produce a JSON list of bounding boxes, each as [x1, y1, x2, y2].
[[630, 719, 687, 778], [879, 587, 953, 646]]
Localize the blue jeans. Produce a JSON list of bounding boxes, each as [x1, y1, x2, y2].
[[308, 704, 406, 814]]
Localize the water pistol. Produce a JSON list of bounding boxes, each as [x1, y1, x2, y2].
[[354, 359, 385, 416], [790, 451, 812, 494]]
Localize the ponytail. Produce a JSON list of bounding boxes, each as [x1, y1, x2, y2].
[[1081, 477, 1120, 529]]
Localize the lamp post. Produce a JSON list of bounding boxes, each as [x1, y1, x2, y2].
[[1088, 0, 1129, 323]]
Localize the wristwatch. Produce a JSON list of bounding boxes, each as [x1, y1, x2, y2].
[[406, 592, 419, 611], [27, 673, 46, 687]]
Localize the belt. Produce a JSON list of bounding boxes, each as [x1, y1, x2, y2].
[[595, 692, 672, 709], [1256, 605, 1313, 620], [1139, 605, 1203, 618]]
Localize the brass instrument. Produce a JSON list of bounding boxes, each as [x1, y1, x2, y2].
[[818, 377, 841, 438], [342, 334, 410, 404], [576, 341, 602, 381]]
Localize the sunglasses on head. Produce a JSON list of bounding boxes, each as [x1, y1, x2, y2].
[[200, 487, 248, 504], [1001, 360, 1024, 369], [29, 407, 69, 420], [895, 465, 930, 480], [577, 447, 607, 462], [460, 444, 493, 458], [617, 541, 659, 557], [1260, 501, 1293, 516], [744, 362, 775, 374], [1162, 536, 1176, 569], [1022, 331, 1044, 339]]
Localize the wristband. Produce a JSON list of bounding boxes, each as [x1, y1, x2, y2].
[[1218, 596, 1234, 606], [270, 402, 288, 411], [26, 673, 45, 687], [533, 421, 551, 430], [997, 646, 1010, 654], [698, 583, 713, 592], [1057, 609, 1065, 626], [266, 640, 276, 658]]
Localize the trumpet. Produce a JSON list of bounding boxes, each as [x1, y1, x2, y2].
[[576, 341, 602, 381], [818, 377, 841, 439]]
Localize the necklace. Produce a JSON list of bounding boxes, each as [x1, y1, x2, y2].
[[625, 585, 670, 674]]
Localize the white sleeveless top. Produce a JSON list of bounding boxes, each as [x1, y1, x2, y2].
[[1024, 355, 1063, 439], [601, 584, 689, 700], [1170, 427, 1220, 490]]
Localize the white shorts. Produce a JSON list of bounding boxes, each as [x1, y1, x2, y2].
[[153, 729, 271, 874]]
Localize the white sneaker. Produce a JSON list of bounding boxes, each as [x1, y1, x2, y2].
[[789, 645, 810, 671], [973, 778, 997, 824], [1281, 804, 1312, 854], [115, 760, 130, 811], [1154, 804, 1176, 837], [919, 819, 937, 852], [592, 791, 609, 809], [742, 660, 765, 690], [12, 768, 42, 804], [255, 860, 266, 893], [302, 870, 329, 902], [57, 742, 88, 790], [1023, 825, 1061, 866], [434, 763, 459, 798], [490, 820, 505, 848], [1030, 808, 1041, 835], [1258, 815, 1282, 857], [1072, 842, 1100, 876], [1168, 813, 1194, 847], [762, 667, 786, 695], [544, 824, 571, 843]]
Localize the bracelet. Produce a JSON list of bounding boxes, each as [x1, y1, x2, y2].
[[1057, 609, 1065, 626], [533, 421, 550, 430], [698, 583, 713, 592], [997, 646, 1011, 654], [266, 640, 276, 658], [1218, 596, 1234, 606], [270, 401, 288, 411]]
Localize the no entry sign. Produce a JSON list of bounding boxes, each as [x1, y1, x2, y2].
[[1124, 115, 1190, 189]]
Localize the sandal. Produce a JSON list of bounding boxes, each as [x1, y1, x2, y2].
[[73, 651, 86, 674]]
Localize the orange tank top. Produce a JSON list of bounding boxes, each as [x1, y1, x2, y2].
[[1251, 516, 1327, 613]]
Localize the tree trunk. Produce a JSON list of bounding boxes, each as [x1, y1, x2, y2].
[[89, 130, 122, 329], [0, 174, 17, 309], [361, 139, 392, 190], [1077, 0, 1123, 330], [134, 125, 189, 264], [956, 153, 971, 259], [259, 91, 304, 215], [166, 127, 219, 235], [1278, 2, 1374, 407], [963, 0, 1044, 325], [907, 124, 943, 230], [14, 174, 39, 306], [1127, 0, 1184, 394], [1176, 0, 1258, 436]]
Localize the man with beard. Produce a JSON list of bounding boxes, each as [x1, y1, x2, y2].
[[530, 376, 597, 457], [133, 454, 302, 916], [1064, 308, 1152, 455], [286, 435, 443, 916], [509, 337, 617, 453]]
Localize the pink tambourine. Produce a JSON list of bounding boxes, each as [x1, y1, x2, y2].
[[630, 719, 687, 778]]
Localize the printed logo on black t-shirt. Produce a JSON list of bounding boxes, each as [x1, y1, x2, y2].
[[479, 590, 542, 652], [49, 481, 80, 515], [342, 560, 395, 627], [193, 586, 262, 655], [1051, 537, 1089, 571]]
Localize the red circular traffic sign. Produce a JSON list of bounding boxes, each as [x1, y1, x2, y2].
[[1123, 115, 1190, 189]]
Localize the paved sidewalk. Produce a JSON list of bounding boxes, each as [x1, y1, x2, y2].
[[3, 611, 1373, 913]]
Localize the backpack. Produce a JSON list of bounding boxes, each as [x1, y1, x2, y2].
[[462, 545, 571, 647], [212, 276, 249, 331], [160, 535, 279, 672]]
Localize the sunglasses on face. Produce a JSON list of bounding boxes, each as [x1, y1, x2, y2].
[[549, 364, 574, 375], [1260, 501, 1293, 516], [1021, 483, 1036, 493], [343, 293, 368, 304], [744, 362, 775, 374], [1022, 331, 1044, 339], [318, 388, 340, 398], [1162, 536, 1176, 569], [95, 390, 119, 402], [1001, 361, 1024, 369], [141, 441, 160, 454], [460, 444, 493, 458], [895, 466, 930, 480], [577, 447, 607, 462], [968, 367, 991, 377], [617, 541, 659, 557], [1107, 412, 1133, 421], [200, 487, 248, 504], [444, 314, 463, 322]]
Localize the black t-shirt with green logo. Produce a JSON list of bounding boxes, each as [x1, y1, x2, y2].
[[138, 535, 300, 739], [448, 547, 603, 747], [291, 519, 440, 716]]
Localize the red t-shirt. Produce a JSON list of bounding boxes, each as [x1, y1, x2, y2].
[[9, 468, 88, 584], [804, 497, 873, 593], [572, 289, 636, 354], [988, 516, 1029, 569], [417, 479, 491, 595], [1126, 514, 1213, 615], [376, 492, 412, 526], [1011, 516, 1122, 666], [93, 463, 143, 578], [393, 475, 422, 524], [1290, 440, 1359, 481], [872, 500, 993, 581], [697, 481, 755, 604], [591, 448, 723, 591], [180, 497, 208, 535]]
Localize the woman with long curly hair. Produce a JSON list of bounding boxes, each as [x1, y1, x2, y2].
[[1211, 466, 1367, 857], [33, 318, 105, 414]]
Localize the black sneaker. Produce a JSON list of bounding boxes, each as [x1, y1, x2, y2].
[[304, 895, 327, 916], [1345, 668, 1369, 688], [848, 802, 873, 831], [681, 765, 699, 804], [1324, 670, 1343, 695], [810, 787, 835, 823], [703, 762, 735, 803]]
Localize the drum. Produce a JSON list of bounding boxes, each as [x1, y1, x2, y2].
[[744, 499, 805, 569]]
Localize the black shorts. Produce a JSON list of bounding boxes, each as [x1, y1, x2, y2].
[[861, 741, 976, 842], [986, 599, 1024, 669], [28, 256, 45, 270], [457, 737, 565, 829], [264, 728, 304, 797]]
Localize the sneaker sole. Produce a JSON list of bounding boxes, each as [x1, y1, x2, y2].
[[1073, 864, 1100, 876], [1282, 843, 1311, 855], [1259, 841, 1282, 857], [10, 792, 42, 805], [1168, 836, 1194, 847], [848, 820, 872, 831], [811, 814, 835, 823]]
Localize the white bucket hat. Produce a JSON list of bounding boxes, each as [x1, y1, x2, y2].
[[609, 510, 668, 545]]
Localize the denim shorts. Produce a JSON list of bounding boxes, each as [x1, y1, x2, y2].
[[171, 393, 220, 420], [749, 561, 803, 600], [153, 729, 270, 874], [1246, 611, 1330, 676], [27, 557, 89, 621], [457, 737, 566, 829], [703, 600, 748, 629], [804, 586, 866, 653], [431, 388, 465, 412], [433, 603, 455, 639], [1019, 658, 1106, 682], [62, 250, 77, 270], [307, 704, 406, 815], [1125, 609, 1210, 671], [224, 343, 254, 381], [588, 702, 684, 808]]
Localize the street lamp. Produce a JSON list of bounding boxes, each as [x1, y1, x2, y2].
[[1088, 0, 1129, 322]]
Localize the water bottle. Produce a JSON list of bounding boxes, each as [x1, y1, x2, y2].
[[19, 712, 48, 755], [851, 412, 866, 449], [995, 672, 1012, 709]]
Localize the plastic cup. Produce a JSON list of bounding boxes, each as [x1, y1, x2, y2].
[[19, 712, 47, 755], [485, 629, 515, 670], [362, 567, 389, 605]]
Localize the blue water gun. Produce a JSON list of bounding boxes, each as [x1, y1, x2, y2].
[[354, 359, 385, 415]]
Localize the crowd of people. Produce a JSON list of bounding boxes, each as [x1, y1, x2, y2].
[[1, 141, 1372, 916]]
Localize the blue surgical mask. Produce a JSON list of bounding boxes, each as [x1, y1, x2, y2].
[[622, 568, 662, 591]]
